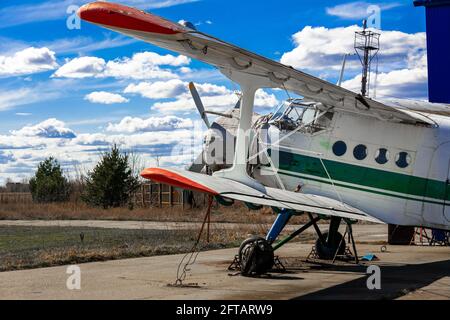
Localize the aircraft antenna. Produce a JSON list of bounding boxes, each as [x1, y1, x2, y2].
[[354, 19, 380, 97]]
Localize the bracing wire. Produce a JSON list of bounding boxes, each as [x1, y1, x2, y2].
[[173, 196, 213, 286], [318, 157, 344, 205]]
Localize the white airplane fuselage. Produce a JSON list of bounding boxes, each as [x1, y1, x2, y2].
[[254, 108, 450, 231]]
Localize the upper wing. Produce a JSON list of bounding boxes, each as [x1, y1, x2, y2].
[[382, 98, 450, 117], [141, 168, 383, 224], [79, 1, 433, 126]]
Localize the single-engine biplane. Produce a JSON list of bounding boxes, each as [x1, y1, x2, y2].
[[79, 1, 450, 274]]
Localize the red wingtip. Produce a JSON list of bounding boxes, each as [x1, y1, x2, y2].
[[78, 1, 186, 35], [141, 168, 218, 195]]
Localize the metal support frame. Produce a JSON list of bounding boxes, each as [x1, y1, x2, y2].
[[273, 215, 322, 251], [332, 220, 359, 264], [348, 223, 359, 263], [308, 213, 326, 245], [354, 21, 380, 97]]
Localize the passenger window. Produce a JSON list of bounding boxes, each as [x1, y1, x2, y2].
[[332, 141, 347, 157], [375, 148, 389, 165], [396, 152, 411, 168], [353, 144, 367, 160]]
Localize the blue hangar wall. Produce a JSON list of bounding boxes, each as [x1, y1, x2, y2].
[[414, 0, 450, 104]]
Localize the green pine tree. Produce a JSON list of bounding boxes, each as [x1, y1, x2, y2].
[[82, 144, 140, 209], [29, 157, 71, 203]]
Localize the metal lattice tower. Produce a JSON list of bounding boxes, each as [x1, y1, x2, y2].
[[354, 20, 380, 97]]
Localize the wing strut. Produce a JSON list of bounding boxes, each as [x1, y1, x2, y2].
[[212, 74, 266, 192]]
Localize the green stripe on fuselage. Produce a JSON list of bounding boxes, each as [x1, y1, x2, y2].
[[269, 149, 449, 203]]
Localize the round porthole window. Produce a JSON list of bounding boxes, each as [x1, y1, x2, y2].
[[396, 152, 411, 168], [353, 144, 367, 160], [332, 141, 347, 157], [375, 148, 389, 165]]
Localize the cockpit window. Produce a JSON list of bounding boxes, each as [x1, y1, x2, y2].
[[270, 100, 333, 133], [271, 102, 289, 122], [301, 107, 316, 126]]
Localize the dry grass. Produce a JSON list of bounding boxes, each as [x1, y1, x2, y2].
[[0, 223, 310, 272], [0, 201, 311, 225]]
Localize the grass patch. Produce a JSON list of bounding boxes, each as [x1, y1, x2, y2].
[[0, 225, 270, 272], [0, 222, 317, 272]]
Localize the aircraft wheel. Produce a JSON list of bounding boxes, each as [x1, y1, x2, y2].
[[315, 231, 346, 260], [238, 236, 274, 276]]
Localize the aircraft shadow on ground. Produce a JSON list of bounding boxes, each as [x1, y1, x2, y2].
[[289, 259, 450, 300]]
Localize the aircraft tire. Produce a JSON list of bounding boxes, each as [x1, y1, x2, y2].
[[239, 236, 274, 276]]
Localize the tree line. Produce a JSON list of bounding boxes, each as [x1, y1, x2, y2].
[[29, 144, 141, 209]]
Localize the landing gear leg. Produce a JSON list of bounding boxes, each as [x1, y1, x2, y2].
[[314, 217, 346, 260]]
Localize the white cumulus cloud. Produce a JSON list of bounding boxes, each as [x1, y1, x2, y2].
[[53, 56, 105, 79], [106, 116, 193, 133], [280, 25, 428, 96], [195, 83, 230, 96], [281, 26, 426, 74], [53, 52, 190, 80], [124, 79, 187, 99], [0, 47, 58, 77], [84, 91, 129, 104], [11, 118, 76, 139], [0, 116, 202, 184], [123, 80, 262, 114], [153, 88, 278, 114], [103, 52, 190, 80], [278, 24, 431, 99], [342, 66, 428, 99]]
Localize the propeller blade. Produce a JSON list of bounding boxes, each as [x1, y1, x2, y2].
[[189, 82, 211, 128]]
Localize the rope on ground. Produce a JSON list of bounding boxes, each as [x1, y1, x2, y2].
[[172, 195, 213, 287]]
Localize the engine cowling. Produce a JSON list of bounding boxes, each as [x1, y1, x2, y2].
[[202, 112, 269, 173]]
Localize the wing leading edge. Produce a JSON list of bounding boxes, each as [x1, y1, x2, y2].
[[79, 1, 434, 126], [141, 168, 383, 224]]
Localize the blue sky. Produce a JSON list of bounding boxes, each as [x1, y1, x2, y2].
[[0, 0, 429, 184]]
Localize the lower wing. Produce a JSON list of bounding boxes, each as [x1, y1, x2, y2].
[[141, 168, 383, 224]]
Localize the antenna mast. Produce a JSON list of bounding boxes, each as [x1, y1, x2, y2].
[[354, 20, 380, 97]]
